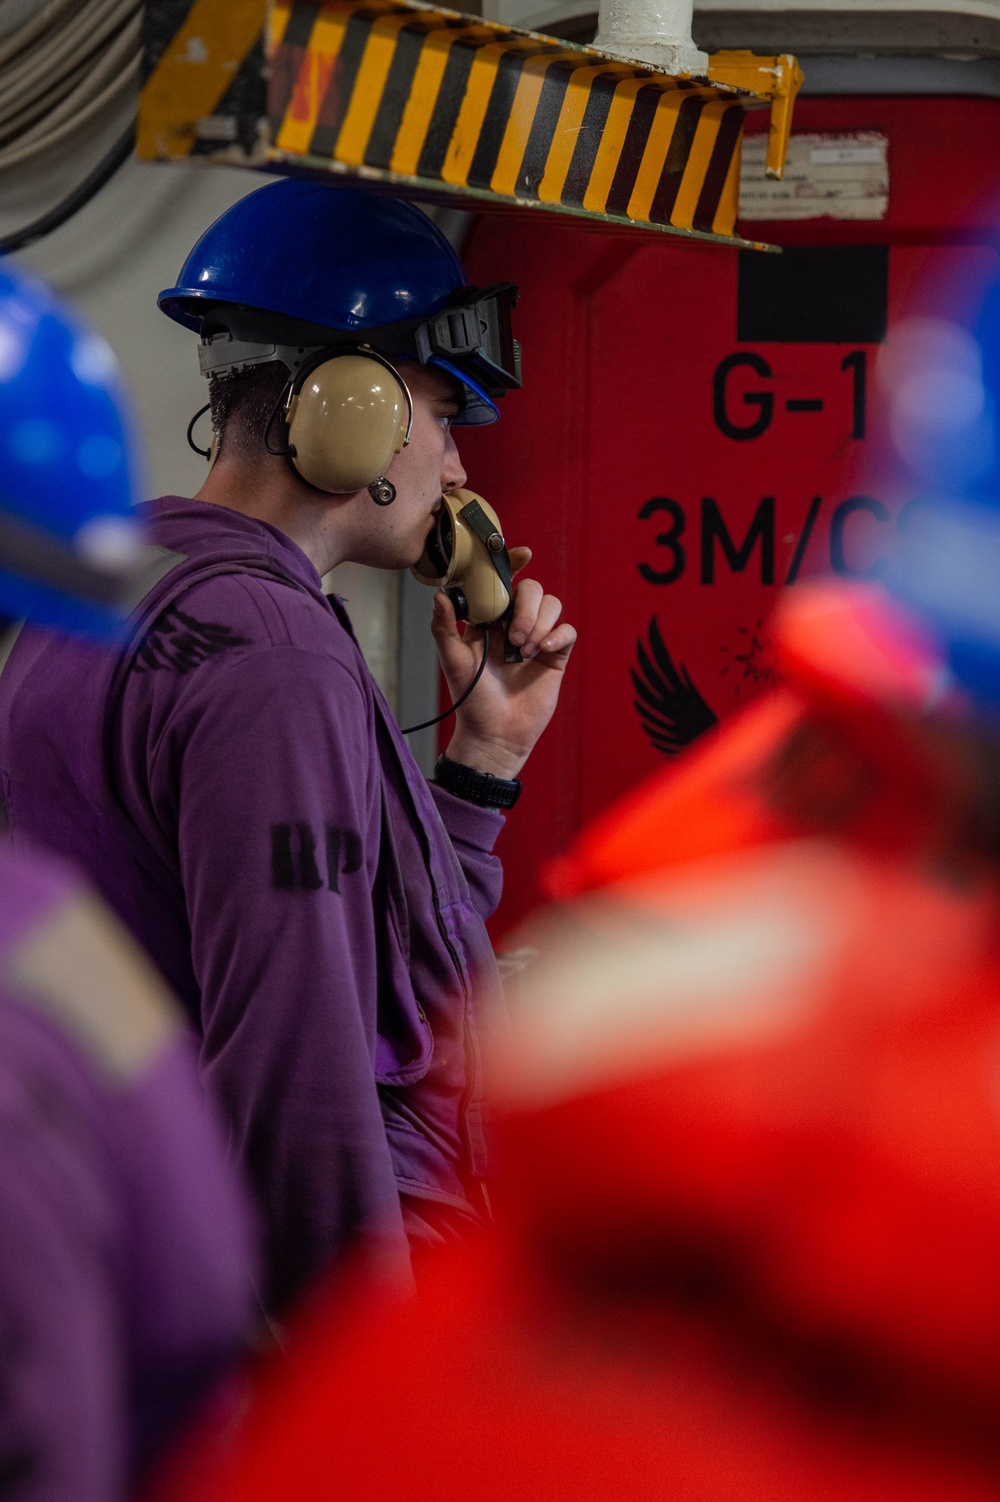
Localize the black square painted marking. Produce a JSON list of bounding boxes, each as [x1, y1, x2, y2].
[[737, 246, 888, 344]]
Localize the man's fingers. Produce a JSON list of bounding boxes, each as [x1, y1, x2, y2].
[[537, 621, 577, 662], [507, 578, 544, 646], [430, 592, 476, 678], [430, 590, 461, 638], [508, 546, 532, 579], [519, 594, 563, 658]]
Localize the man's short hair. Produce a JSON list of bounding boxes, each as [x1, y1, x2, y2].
[[208, 361, 289, 459]]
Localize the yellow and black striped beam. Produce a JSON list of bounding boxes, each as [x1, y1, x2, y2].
[[138, 0, 801, 248], [139, 1, 269, 161]]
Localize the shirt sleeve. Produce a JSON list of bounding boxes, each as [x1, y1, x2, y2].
[[428, 783, 505, 923], [158, 645, 409, 1313]]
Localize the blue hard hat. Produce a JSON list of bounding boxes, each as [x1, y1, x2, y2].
[[159, 180, 505, 425], [0, 264, 147, 639], [882, 266, 1000, 711]]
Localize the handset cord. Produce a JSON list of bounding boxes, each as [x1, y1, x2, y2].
[[401, 626, 490, 735]]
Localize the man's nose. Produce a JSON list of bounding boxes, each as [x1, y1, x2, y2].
[[442, 431, 466, 492]]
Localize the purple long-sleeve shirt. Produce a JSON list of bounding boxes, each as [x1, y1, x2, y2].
[[0, 497, 506, 1310], [0, 839, 254, 1501]]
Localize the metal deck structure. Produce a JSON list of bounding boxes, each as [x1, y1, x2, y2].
[[138, 0, 801, 246]]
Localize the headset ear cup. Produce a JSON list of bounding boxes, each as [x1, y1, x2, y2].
[[286, 354, 410, 494]]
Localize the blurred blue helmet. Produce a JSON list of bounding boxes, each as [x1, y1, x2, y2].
[[158, 180, 521, 427], [877, 263, 1000, 711], [0, 264, 149, 640]]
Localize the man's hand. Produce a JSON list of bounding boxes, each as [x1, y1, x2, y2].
[[430, 547, 576, 782]]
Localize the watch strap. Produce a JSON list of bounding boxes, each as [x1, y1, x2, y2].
[[432, 753, 522, 810]]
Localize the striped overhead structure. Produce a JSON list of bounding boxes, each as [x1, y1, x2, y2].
[[138, 0, 801, 248]]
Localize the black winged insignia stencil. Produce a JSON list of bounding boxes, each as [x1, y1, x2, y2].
[[631, 617, 719, 756], [133, 604, 250, 675]]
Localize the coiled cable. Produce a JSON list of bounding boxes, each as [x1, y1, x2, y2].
[[0, 0, 140, 251], [401, 627, 491, 735], [0, 122, 135, 255]]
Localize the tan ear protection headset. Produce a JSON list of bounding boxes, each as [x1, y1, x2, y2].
[[188, 344, 413, 505], [274, 346, 413, 505]]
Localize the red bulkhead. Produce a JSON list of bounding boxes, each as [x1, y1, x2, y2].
[[458, 95, 1000, 935]]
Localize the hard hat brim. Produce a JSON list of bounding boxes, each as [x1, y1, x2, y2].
[[430, 356, 501, 426], [156, 287, 209, 334]]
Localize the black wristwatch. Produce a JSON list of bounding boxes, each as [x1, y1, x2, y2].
[[432, 753, 522, 810]]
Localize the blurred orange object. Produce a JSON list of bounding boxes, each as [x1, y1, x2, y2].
[[150, 582, 1000, 1502], [547, 579, 963, 899]]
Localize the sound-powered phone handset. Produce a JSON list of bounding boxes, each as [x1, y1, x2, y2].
[[411, 489, 523, 664]]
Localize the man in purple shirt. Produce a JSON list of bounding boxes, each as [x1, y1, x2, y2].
[[0, 264, 255, 1497], [0, 182, 576, 1313]]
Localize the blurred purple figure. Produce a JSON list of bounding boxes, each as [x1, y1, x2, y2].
[[0, 264, 255, 1499]]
